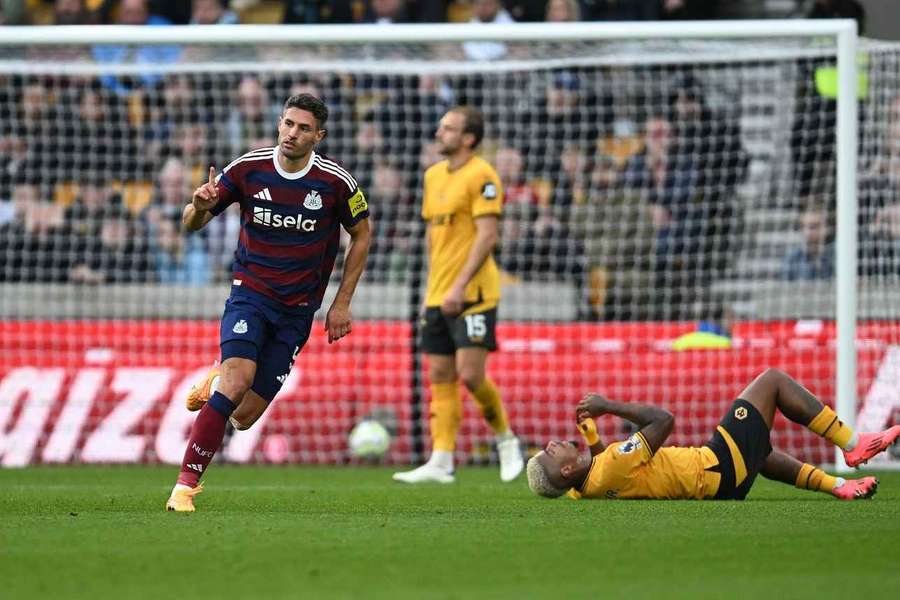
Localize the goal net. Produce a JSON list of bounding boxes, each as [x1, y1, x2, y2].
[[0, 23, 898, 469]]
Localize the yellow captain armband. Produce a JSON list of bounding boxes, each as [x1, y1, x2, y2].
[[348, 189, 368, 218], [578, 418, 600, 446]]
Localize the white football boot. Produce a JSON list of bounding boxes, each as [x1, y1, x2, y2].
[[497, 435, 524, 482], [392, 451, 455, 484]]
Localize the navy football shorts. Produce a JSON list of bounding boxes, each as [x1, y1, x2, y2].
[[219, 289, 314, 402]]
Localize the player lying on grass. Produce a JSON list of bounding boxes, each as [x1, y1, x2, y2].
[[527, 368, 900, 501]]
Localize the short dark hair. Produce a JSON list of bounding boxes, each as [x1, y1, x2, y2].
[[282, 93, 328, 129], [450, 106, 484, 150]]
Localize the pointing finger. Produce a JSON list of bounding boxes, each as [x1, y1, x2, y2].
[[208, 166, 216, 186]]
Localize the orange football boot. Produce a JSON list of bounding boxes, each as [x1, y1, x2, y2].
[[831, 477, 878, 500], [842, 425, 900, 467], [186, 363, 219, 412]]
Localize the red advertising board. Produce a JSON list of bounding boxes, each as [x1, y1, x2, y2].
[[0, 320, 896, 467]]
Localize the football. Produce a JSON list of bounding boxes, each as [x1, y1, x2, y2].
[[348, 420, 391, 459]]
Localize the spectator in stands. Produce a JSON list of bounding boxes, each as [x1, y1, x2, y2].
[[153, 214, 211, 285], [545, 0, 580, 22], [91, 0, 181, 97], [350, 112, 385, 191], [227, 76, 275, 156], [463, 0, 514, 61], [499, 202, 584, 281], [63, 175, 111, 244], [863, 201, 900, 277], [622, 111, 699, 319], [0, 0, 25, 24], [585, 148, 655, 320], [204, 202, 240, 281], [145, 0, 192, 24], [582, 0, 659, 20], [282, 0, 354, 23], [503, 0, 544, 22], [363, 0, 409, 23], [0, 129, 28, 203], [659, 0, 720, 19], [174, 122, 213, 188], [495, 145, 541, 206], [517, 70, 606, 177], [549, 144, 589, 206], [190, 0, 239, 24], [52, 0, 97, 25], [498, 201, 532, 277], [0, 181, 68, 282], [669, 76, 747, 286], [68, 202, 153, 284], [145, 156, 191, 226], [860, 95, 900, 229], [367, 162, 413, 282], [410, 0, 448, 22], [781, 202, 835, 281], [68, 84, 139, 182], [141, 74, 195, 170], [13, 79, 61, 187]]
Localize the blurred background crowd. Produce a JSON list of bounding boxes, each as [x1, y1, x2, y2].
[[0, 0, 898, 322], [0, 0, 874, 27]]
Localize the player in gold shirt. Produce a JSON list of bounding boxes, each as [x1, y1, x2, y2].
[[394, 106, 524, 484], [527, 369, 900, 501]]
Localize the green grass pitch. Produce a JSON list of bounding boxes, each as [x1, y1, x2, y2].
[[2, 466, 898, 599]]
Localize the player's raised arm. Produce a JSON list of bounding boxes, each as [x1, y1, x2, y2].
[[325, 217, 371, 344], [183, 166, 219, 231], [576, 416, 606, 456], [576, 393, 674, 455]]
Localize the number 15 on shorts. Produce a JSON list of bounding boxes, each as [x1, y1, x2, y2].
[[464, 314, 486, 340]]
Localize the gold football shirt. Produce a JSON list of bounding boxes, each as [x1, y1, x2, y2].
[[421, 156, 503, 312], [568, 433, 722, 500]]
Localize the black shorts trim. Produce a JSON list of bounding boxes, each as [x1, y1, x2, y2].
[[420, 306, 498, 354], [704, 399, 773, 500]]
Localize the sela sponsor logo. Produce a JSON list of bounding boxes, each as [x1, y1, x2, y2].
[[232, 319, 248, 334], [192, 443, 214, 458], [253, 207, 317, 232], [303, 190, 323, 210], [187, 463, 204, 473], [253, 188, 273, 201]]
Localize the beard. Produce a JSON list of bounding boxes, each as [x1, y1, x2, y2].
[[437, 141, 457, 156], [280, 140, 306, 159]]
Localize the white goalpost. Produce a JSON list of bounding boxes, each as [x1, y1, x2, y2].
[[1, 20, 898, 470]]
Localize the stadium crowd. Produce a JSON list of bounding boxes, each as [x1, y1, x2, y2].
[[2, 0, 897, 321]]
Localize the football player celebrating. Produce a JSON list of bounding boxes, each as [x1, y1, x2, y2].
[[166, 94, 370, 511]]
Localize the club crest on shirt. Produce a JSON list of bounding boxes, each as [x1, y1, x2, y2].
[[735, 406, 748, 420], [481, 182, 497, 200], [232, 319, 248, 334], [303, 190, 323, 210], [618, 434, 642, 454]]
